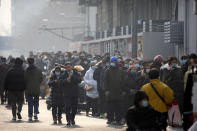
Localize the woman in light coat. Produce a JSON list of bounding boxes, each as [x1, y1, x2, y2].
[[84, 61, 99, 117]]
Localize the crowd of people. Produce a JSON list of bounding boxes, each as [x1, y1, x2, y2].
[[0, 50, 197, 131]]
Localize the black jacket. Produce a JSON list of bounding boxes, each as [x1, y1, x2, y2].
[[60, 69, 82, 98], [126, 91, 160, 131], [48, 71, 64, 105], [4, 64, 26, 91]]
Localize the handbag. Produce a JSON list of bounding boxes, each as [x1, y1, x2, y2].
[[84, 84, 94, 91]]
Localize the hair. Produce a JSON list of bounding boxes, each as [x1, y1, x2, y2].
[[189, 53, 197, 59], [27, 57, 34, 65], [168, 56, 178, 65], [65, 62, 72, 66], [181, 55, 189, 60], [148, 69, 160, 79], [15, 58, 23, 66]]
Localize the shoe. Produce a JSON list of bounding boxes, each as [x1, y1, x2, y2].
[[66, 122, 71, 126], [53, 121, 57, 125], [100, 114, 105, 118], [28, 117, 32, 122], [58, 119, 62, 125], [34, 115, 38, 120], [86, 112, 89, 116], [17, 113, 22, 120], [106, 121, 112, 125], [71, 120, 75, 125], [12, 116, 16, 121], [116, 121, 123, 126], [111, 121, 117, 125]]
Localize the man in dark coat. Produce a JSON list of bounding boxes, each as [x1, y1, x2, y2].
[[48, 66, 64, 124], [104, 56, 125, 125], [60, 62, 82, 126], [93, 60, 109, 118], [4, 58, 26, 121], [25, 58, 43, 121]]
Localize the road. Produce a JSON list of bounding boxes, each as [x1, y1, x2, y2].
[[0, 100, 183, 131]]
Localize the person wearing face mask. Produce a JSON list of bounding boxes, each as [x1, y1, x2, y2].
[[48, 66, 64, 124], [162, 57, 184, 114], [141, 68, 174, 131], [84, 61, 99, 117], [126, 91, 160, 131], [138, 63, 151, 90], [93, 58, 110, 118], [60, 62, 82, 126], [123, 65, 141, 123], [104, 56, 125, 126]]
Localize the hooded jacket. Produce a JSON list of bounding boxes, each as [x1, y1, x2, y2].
[[126, 91, 159, 131], [24, 65, 43, 96], [84, 67, 99, 99]]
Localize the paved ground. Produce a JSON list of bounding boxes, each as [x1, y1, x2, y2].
[[0, 100, 183, 131]]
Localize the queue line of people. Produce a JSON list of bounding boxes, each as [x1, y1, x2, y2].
[[1, 51, 197, 131]]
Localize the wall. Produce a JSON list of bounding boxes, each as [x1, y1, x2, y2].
[[178, 0, 197, 55]]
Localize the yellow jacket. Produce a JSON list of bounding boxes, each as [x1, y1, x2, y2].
[[141, 79, 174, 113]]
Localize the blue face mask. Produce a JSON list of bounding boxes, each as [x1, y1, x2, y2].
[[110, 63, 116, 67], [181, 60, 187, 65], [135, 64, 140, 68], [88, 58, 92, 61], [74, 56, 79, 60], [91, 66, 97, 70], [146, 69, 150, 73], [130, 70, 137, 75], [64, 57, 68, 61], [55, 72, 60, 76], [172, 63, 177, 68], [141, 100, 149, 107], [125, 64, 129, 68], [106, 63, 110, 67]]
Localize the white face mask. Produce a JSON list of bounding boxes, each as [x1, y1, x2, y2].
[[141, 100, 149, 107], [110, 63, 116, 67]]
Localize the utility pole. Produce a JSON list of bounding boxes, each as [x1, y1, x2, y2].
[[132, 0, 138, 58]]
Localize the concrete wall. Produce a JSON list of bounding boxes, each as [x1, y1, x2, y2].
[[178, 0, 197, 55]]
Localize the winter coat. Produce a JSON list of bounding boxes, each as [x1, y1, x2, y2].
[[163, 67, 184, 112], [60, 69, 82, 98], [124, 72, 141, 107], [24, 65, 44, 96], [48, 71, 64, 106], [4, 64, 26, 92], [0, 63, 9, 94], [141, 79, 174, 113], [183, 70, 194, 113], [104, 66, 125, 101], [84, 68, 99, 99], [93, 65, 108, 92], [126, 91, 160, 131]]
